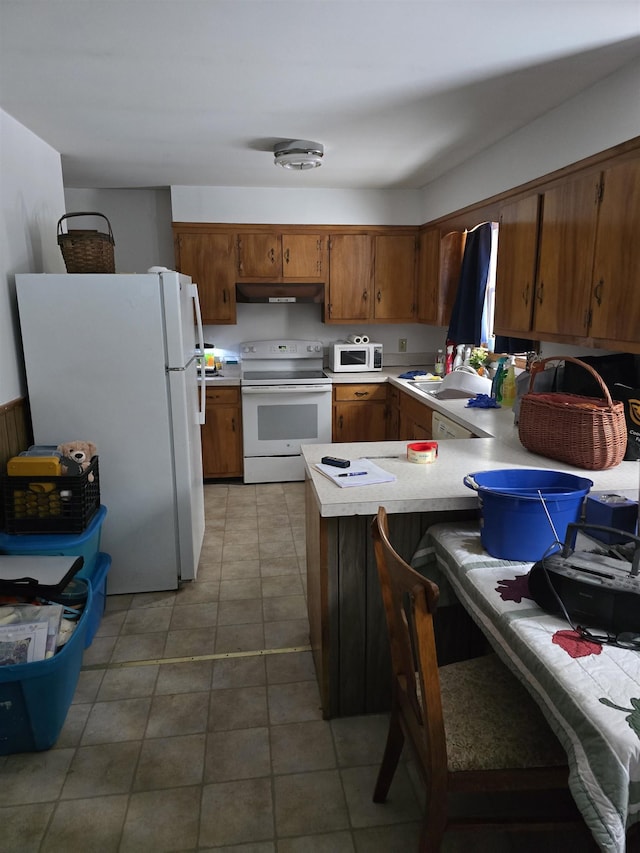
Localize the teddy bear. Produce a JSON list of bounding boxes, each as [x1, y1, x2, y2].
[[57, 440, 97, 481]]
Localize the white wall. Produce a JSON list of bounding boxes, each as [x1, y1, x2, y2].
[[0, 109, 66, 405], [420, 56, 640, 221], [170, 186, 422, 225], [63, 188, 174, 273], [203, 307, 446, 369]]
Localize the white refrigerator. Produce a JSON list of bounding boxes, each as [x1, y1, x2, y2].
[[15, 272, 206, 594]]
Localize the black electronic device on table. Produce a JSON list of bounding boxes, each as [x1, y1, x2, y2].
[[528, 522, 640, 634], [321, 456, 350, 468]]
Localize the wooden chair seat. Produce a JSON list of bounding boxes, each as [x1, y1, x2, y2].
[[439, 653, 566, 772]]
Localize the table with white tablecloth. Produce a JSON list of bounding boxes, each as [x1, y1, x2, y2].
[[411, 522, 640, 853]]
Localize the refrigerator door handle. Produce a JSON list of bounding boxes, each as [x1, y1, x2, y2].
[[191, 283, 206, 425]]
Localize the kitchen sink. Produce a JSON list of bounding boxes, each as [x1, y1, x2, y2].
[[408, 380, 474, 400]]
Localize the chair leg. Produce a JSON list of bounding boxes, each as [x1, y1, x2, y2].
[[373, 710, 405, 803], [419, 802, 446, 853]]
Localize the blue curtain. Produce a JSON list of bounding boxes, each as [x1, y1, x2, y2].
[[447, 222, 492, 346]]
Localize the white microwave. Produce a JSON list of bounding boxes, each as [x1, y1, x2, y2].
[[329, 342, 383, 372]]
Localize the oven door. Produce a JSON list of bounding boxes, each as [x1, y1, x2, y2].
[[242, 384, 332, 457]]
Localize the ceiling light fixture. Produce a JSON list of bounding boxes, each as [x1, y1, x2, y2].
[[274, 139, 324, 170]]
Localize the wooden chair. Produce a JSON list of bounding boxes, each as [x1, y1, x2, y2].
[[371, 506, 593, 852]]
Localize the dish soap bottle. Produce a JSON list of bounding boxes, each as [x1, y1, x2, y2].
[[491, 356, 508, 402], [501, 356, 518, 408], [434, 349, 445, 377]]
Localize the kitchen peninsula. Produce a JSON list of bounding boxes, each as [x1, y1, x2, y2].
[[303, 413, 640, 718]]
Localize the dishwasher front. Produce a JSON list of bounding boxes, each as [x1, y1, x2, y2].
[[432, 410, 475, 440]]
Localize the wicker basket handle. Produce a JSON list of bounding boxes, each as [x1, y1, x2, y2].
[[528, 355, 614, 406], [57, 212, 114, 242]]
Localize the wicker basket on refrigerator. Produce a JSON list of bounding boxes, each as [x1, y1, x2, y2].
[[57, 212, 115, 273]]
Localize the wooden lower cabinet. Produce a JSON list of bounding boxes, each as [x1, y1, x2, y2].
[[398, 389, 433, 440], [201, 387, 243, 478], [332, 384, 388, 442]]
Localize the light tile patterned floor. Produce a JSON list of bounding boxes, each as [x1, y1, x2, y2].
[[0, 482, 596, 852]]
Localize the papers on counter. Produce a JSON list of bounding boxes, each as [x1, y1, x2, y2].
[[314, 458, 396, 488]]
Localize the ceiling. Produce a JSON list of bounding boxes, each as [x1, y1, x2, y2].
[[1, 0, 639, 190]]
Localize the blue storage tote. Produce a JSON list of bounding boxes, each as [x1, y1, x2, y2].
[[84, 552, 111, 647], [0, 580, 92, 754], [0, 505, 107, 579]]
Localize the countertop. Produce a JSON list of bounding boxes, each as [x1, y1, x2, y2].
[[303, 368, 639, 517], [302, 438, 639, 518]]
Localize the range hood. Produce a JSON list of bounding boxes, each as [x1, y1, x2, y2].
[[236, 282, 324, 304]]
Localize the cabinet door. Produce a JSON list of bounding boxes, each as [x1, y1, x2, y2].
[[373, 235, 416, 321], [417, 229, 440, 324], [589, 159, 640, 344], [282, 234, 327, 280], [533, 173, 600, 337], [237, 233, 281, 278], [418, 229, 466, 326], [387, 386, 399, 439], [202, 389, 243, 478], [494, 195, 540, 335], [398, 391, 432, 440], [333, 401, 387, 442], [327, 234, 374, 322], [176, 232, 236, 324]]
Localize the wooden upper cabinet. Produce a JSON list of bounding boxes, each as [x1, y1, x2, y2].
[[417, 228, 465, 326], [589, 158, 640, 344], [174, 231, 236, 324], [533, 173, 600, 338], [237, 233, 281, 278], [327, 234, 374, 322], [282, 234, 326, 279], [373, 235, 417, 321], [417, 228, 440, 324], [494, 194, 541, 336], [236, 232, 326, 281]]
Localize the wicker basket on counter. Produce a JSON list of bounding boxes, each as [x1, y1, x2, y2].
[[517, 356, 627, 470], [57, 212, 115, 273]]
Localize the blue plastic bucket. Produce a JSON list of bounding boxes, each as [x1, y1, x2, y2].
[[463, 469, 593, 561]]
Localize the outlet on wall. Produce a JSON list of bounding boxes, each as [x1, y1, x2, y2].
[[398, 338, 407, 352]]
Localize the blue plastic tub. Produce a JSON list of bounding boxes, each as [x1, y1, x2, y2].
[[464, 469, 593, 561], [0, 505, 107, 579], [0, 580, 92, 754], [84, 552, 111, 647]]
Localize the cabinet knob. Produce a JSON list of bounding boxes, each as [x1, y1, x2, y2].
[[377, 290, 382, 303], [536, 281, 544, 304], [522, 282, 530, 306], [284, 248, 290, 265], [363, 290, 368, 301]]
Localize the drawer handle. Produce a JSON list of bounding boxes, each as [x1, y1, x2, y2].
[[355, 391, 368, 398]]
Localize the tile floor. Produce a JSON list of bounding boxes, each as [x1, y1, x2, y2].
[[0, 482, 595, 852]]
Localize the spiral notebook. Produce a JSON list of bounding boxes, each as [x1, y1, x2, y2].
[[314, 458, 396, 488]]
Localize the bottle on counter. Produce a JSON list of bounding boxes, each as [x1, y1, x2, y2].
[[445, 344, 454, 375], [491, 356, 508, 402], [501, 356, 518, 408], [453, 344, 465, 370], [434, 349, 445, 376]]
